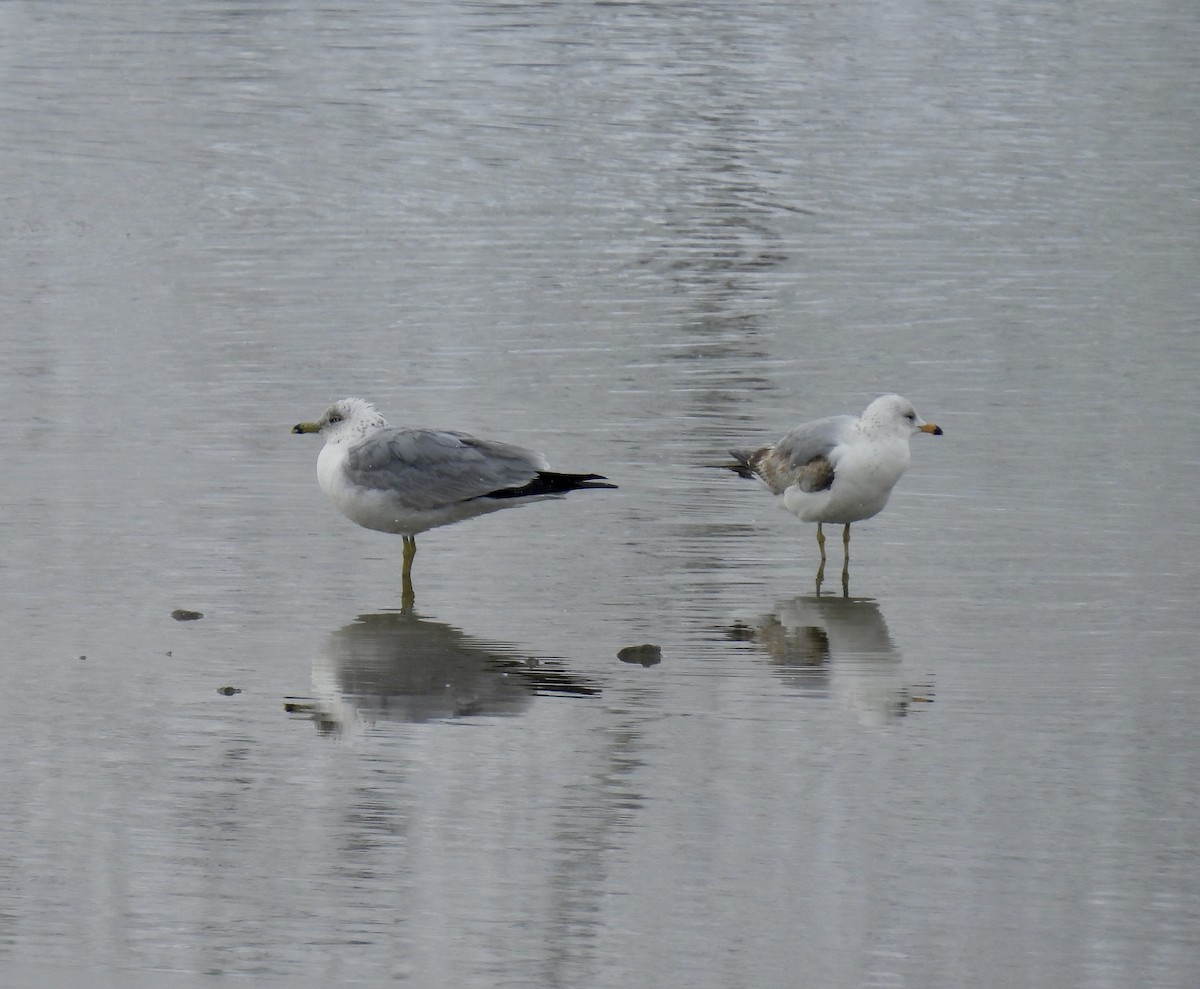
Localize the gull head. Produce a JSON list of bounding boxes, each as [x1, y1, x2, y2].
[[859, 394, 943, 439], [292, 397, 390, 443]]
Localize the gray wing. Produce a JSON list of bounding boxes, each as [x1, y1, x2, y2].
[[773, 414, 854, 469], [343, 428, 548, 510]]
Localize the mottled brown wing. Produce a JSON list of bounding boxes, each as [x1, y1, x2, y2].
[[744, 447, 835, 495], [730, 413, 852, 495]]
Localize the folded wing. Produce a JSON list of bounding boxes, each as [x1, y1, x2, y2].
[[344, 429, 550, 510]]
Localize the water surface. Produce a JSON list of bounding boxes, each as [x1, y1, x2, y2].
[[2, 1, 1198, 986]]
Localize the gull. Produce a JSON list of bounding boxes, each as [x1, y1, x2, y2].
[[721, 394, 942, 593], [293, 398, 616, 601]]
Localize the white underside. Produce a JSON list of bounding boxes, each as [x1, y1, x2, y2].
[[779, 435, 911, 525]]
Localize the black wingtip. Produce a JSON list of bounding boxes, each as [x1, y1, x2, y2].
[[571, 473, 619, 491], [484, 471, 617, 500]]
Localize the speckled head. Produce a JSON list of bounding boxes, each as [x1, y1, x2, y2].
[[292, 397, 390, 440]]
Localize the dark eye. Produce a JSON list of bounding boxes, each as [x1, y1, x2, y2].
[[904, 412, 915, 421], [328, 414, 343, 424]]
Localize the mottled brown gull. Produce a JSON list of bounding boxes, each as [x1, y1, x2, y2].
[[721, 394, 942, 593]]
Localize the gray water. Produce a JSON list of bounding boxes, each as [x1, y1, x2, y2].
[[2, 1, 1199, 986]]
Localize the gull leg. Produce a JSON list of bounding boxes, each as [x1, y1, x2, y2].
[[814, 523, 826, 595], [401, 535, 417, 579], [841, 524, 851, 597], [401, 535, 417, 610]]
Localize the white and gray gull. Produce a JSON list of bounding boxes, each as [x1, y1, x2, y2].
[[293, 398, 616, 596], [721, 394, 942, 590]]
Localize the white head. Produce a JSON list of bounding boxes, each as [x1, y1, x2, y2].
[[292, 397, 389, 443], [859, 394, 943, 438]]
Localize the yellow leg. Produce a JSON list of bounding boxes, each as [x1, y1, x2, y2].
[[814, 523, 826, 595], [401, 535, 417, 610], [841, 524, 851, 597]]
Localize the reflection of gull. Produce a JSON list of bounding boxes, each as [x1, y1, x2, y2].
[[719, 394, 942, 594], [732, 596, 930, 726], [298, 611, 600, 733], [292, 398, 616, 603]]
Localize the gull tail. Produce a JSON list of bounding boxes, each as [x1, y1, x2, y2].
[[484, 471, 618, 500], [714, 449, 764, 480]]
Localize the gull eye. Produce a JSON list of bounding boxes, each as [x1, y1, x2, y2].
[[904, 412, 915, 421], [328, 414, 343, 424]]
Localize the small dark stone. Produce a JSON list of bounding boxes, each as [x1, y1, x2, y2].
[[216, 686, 242, 696], [171, 609, 204, 621], [617, 644, 662, 667]]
